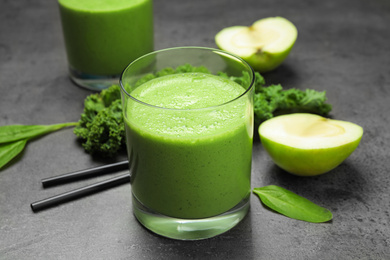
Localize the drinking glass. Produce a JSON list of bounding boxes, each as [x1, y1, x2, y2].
[[58, 0, 153, 90], [120, 47, 254, 240]]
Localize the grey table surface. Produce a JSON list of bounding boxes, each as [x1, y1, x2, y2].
[[1, 0, 390, 259]]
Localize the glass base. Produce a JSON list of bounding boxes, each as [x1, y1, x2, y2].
[[69, 67, 120, 91], [132, 194, 250, 240]]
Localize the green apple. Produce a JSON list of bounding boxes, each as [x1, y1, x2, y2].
[[259, 113, 363, 176], [215, 17, 298, 73]]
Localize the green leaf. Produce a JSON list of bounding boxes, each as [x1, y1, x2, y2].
[[253, 185, 333, 223], [0, 122, 77, 143], [0, 140, 27, 169]]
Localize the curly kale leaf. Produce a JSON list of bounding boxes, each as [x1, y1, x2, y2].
[[219, 71, 331, 125], [76, 85, 121, 129], [79, 100, 124, 157], [254, 78, 332, 126], [174, 64, 210, 74], [74, 85, 124, 157]]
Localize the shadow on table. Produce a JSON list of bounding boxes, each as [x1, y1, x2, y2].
[[263, 161, 370, 211]]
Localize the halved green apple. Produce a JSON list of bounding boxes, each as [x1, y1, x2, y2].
[[215, 17, 298, 72], [259, 113, 363, 176]]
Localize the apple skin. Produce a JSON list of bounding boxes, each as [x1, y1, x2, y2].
[[244, 44, 295, 73], [260, 134, 363, 176]]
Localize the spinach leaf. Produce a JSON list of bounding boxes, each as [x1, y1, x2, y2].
[[0, 122, 77, 143], [253, 185, 333, 223], [0, 122, 78, 170], [0, 140, 27, 169]]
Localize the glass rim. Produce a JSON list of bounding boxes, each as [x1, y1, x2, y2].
[[119, 46, 255, 111]]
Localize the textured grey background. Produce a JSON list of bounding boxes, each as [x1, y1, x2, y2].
[[1, 0, 389, 259]]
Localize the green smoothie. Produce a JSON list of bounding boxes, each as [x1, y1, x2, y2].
[[58, 0, 153, 76], [124, 72, 253, 219]]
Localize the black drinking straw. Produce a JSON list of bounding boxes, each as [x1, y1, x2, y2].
[[31, 173, 130, 212], [41, 160, 129, 187]]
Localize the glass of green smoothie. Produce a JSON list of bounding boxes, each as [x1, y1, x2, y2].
[[120, 47, 254, 240], [58, 0, 153, 91]]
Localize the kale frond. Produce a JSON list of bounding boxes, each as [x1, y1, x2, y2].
[[253, 74, 332, 126], [74, 85, 124, 157]]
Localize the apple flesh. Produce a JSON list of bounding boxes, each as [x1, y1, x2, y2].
[[215, 17, 298, 72], [259, 113, 363, 176]]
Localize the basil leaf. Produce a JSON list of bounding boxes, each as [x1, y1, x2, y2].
[[0, 122, 77, 143], [0, 140, 27, 169], [253, 185, 333, 223]]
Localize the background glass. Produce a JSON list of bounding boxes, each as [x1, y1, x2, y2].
[[58, 0, 153, 91], [120, 47, 254, 240]]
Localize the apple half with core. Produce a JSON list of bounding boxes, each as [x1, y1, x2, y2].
[[259, 113, 363, 176], [215, 17, 298, 72]]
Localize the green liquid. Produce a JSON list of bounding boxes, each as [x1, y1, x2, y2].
[[58, 0, 153, 76], [125, 73, 253, 219]]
